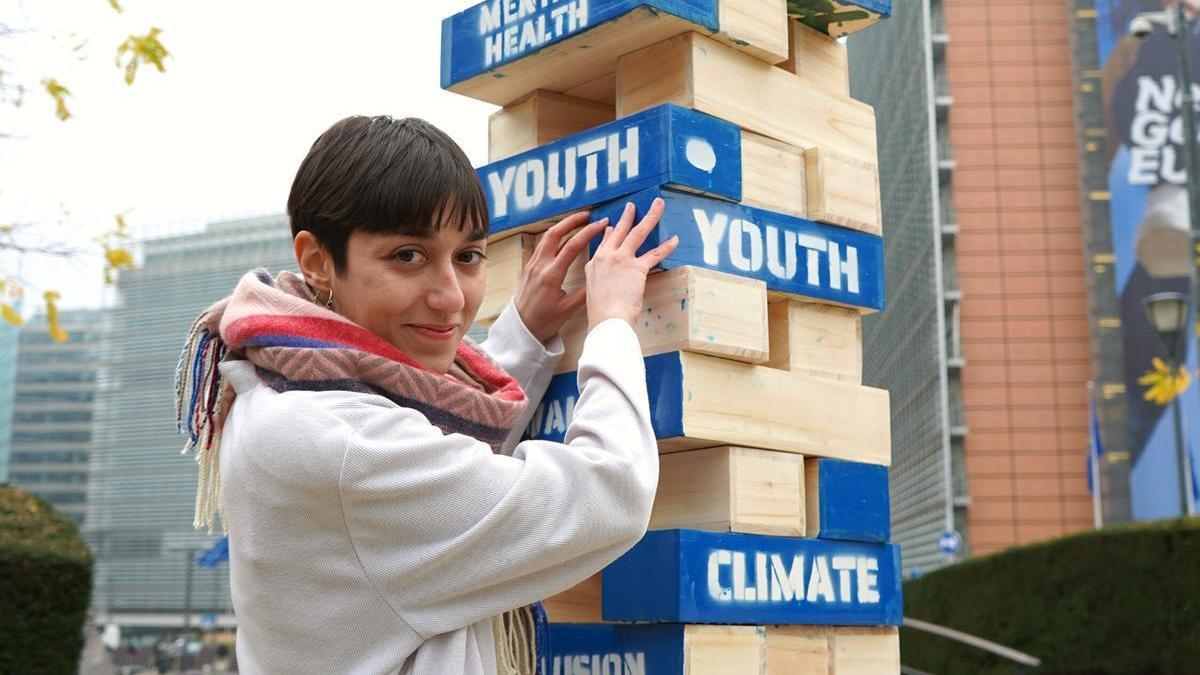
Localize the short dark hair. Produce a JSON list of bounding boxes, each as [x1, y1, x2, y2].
[[287, 115, 488, 274]]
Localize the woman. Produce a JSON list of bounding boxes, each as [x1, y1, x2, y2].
[[174, 115, 677, 674]]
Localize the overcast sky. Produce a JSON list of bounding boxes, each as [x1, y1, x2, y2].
[[1, 0, 492, 310]]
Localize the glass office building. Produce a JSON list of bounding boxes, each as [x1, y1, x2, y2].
[[87, 215, 294, 631], [7, 310, 105, 526]]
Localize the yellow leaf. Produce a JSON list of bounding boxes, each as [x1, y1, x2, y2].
[[44, 291, 69, 343], [116, 28, 169, 86], [41, 77, 72, 121], [1, 303, 23, 327], [107, 0, 123, 12]]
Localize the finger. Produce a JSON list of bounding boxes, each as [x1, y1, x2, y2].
[[621, 197, 666, 254], [549, 218, 607, 276], [601, 202, 636, 254], [637, 234, 679, 270], [536, 210, 592, 261]]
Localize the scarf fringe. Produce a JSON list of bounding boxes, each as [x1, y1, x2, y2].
[[174, 308, 229, 534], [493, 605, 541, 675]]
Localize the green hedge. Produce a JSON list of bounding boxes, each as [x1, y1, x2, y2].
[[901, 518, 1200, 675], [0, 485, 94, 675]]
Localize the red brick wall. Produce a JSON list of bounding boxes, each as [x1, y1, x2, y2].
[[944, 0, 1095, 554]]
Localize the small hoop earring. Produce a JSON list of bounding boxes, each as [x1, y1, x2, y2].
[[322, 287, 334, 309]]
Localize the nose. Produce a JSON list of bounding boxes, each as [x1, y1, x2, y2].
[[426, 259, 466, 316]]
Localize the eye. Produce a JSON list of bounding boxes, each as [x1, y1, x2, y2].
[[457, 249, 487, 265], [390, 248, 426, 264]]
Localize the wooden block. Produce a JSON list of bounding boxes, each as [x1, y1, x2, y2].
[[478, 234, 535, 324], [547, 623, 765, 674], [602, 529, 903, 625], [832, 627, 900, 675], [441, 0, 789, 106], [778, 19, 849, 96], [765, 626, 830, 675], [590, 186, 885, 312], [787, 0, 891, 38], [543, 574, 604, 623], [479, 104, 743, 241], [653, 446, 805, 536], [616, 32, 877, 165], [564, 72, 616, 105], [806, 147, 882, 235], [556, 266, 769, 373], [741, 130, 807, 218], [806, 458, 890, 543], [488, 90, 614, 163], [526, 350, 891, 465], [767, 299, 862, 382]]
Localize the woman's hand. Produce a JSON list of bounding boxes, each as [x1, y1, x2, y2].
[[513, 211, 609, 343], [585, 198, 679, 331]]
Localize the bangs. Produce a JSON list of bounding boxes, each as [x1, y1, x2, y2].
[[353, 125, 490, 239]]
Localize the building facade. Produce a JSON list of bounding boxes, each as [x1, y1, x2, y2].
[[87, 215, 294, 631], [5, 310, 103, 525], [849, 0, 1106, 565], [846, 0, 957, 573], [0, 311, 19, 482]]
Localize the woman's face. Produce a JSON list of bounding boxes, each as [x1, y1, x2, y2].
[[332, 225, 487, 373]]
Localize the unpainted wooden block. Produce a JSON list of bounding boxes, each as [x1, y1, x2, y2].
[[765, 626, 831, 675], [443, 0, 789, 106], [659, 351, 889, 463], [542, 573, 604, 623], [564, 72, 617, 105], [556, 266, 769, 373], [741, 130, 807, 218], [806, 147, 883, 235], [778, 19, 849, 96], [654, 446, 805, 536], [684, 625, 768, 675], [616, 31, 878, 164], [488, 90, 615, 162], [477, 234, 535, 325], [831, 626, 900, 675], [767, 299, 862, 383]]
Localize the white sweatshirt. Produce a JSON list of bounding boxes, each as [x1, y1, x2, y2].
[[217, 303, 659, 675]]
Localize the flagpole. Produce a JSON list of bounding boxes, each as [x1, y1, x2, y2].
[[1088, 381, 1104, 529]]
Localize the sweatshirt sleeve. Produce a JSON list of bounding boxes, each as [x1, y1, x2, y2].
[[338, 318, 658, 639], [479, 300, 565, 456]]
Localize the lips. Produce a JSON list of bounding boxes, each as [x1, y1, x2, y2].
[[408, 324, 457, 340]]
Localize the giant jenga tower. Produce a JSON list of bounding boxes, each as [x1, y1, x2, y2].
[[441, 1, 899, 672]]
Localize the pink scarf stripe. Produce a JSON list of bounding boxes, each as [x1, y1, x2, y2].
[[226, 314, 426, 367]]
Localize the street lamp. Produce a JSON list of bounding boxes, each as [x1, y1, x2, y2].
[[1143, 291, 1195, 515]]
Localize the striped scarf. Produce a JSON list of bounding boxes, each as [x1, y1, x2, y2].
[[175, 268, 546, 675]]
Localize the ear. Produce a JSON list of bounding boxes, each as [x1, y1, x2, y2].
[[294, 231, 333, 293]]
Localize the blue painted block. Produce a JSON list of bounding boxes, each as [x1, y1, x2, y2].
[[601, 529, 903, 625], [808, 458, 891, 543], [788, 0, 891, 37], [591, 187, 886, 311], [442, 1, 719, 90], [523, 352, 683, 443], [479, 105, 742, 238], [544, 624, 687, 675]]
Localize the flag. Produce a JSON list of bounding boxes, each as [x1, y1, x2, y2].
[[1088, 384, 1106, 494], [196, 536, 229, 568]]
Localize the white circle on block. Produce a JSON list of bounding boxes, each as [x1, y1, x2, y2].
[[684, 137, 717, 173]]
